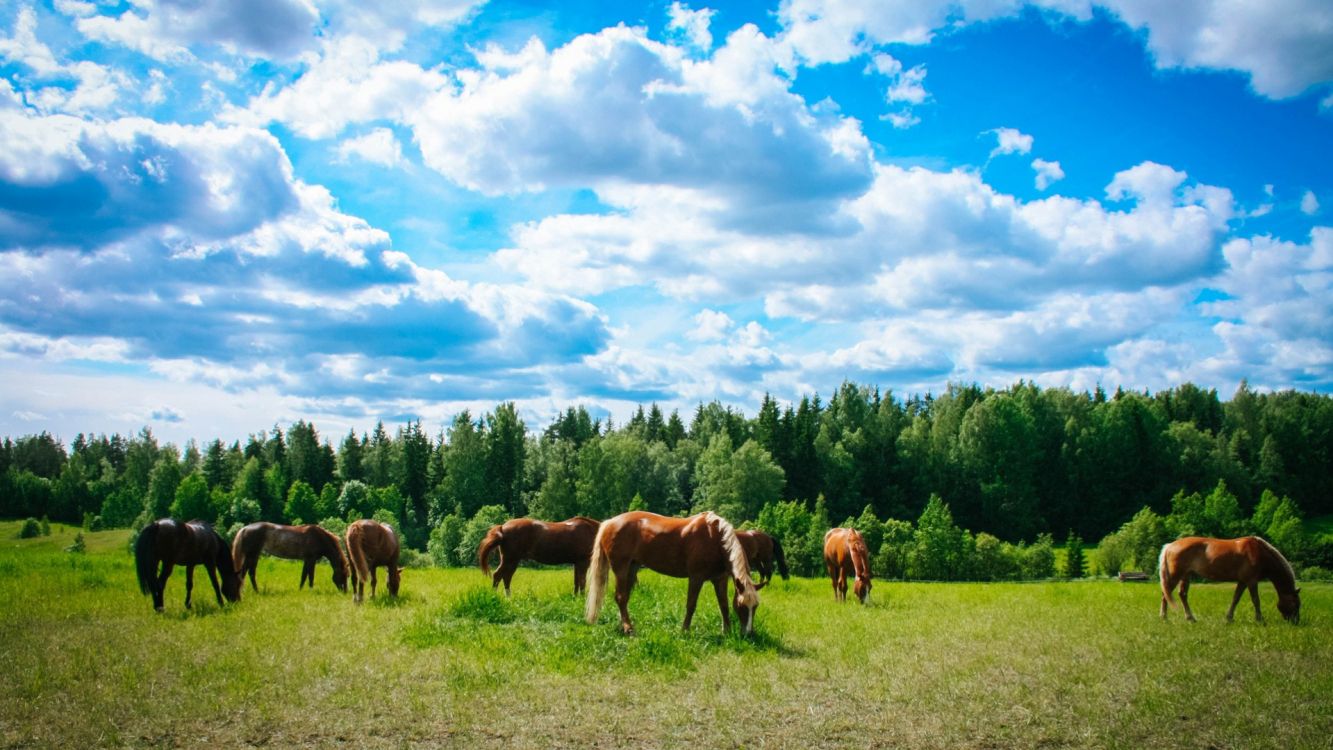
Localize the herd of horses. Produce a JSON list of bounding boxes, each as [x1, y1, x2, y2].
[[133, 511, 1304, 629]]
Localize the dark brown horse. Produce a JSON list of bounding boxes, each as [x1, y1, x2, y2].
[[346, 519, 401, 603], [736, 529, 789, 585], [232, 522, 349, 593], [585, 511, 761, 635], [1160, 536, 1301, 623], [824, 527, 872, 604], [135, 519, 242, 613], [478, 516, 599, 595]]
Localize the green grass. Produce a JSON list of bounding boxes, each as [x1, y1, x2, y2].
[[2, 521, 1332, 748]]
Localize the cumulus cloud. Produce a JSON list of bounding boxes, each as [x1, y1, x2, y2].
[[0, 7, 127, 114], [411, 24, 870, 233], [776, 0, 1333, 100], [989, 127, 1033, 158], [0, 110, 610, 401], [667, 2, 716, 51], [1032, 158, 1064, 190], [336, 128, 406, 167], [1302, 190, 1320, 215], [69, 0, 320, 61]]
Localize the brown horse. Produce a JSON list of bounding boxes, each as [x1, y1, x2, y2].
[[232, 522, 349, 593], [135, 519, 242, 612], [345, 519, 402, 603], [1159, 536, 1301, 623], [736, 529, 789, 585], [478, 516, 599, 595], [824, 527, 872, 604], [585, 511, 761, 635]]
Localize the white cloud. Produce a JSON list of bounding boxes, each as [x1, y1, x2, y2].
[[667, 2, 716, 51], [884, 63, 927, 104], [688, 309, 734, 341], [70, 0, 320, 61], [1032, 158, 1064, 190], [989, 127, 1033, 158], [336, 128, 406, 167], [1301, 190, 1320, 215], [230, 36, 451, 139], [0, 7, 127, 114]]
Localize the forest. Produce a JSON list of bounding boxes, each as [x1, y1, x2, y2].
[[3, 380, 1331, 580]]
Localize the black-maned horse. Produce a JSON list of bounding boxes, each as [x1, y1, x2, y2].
[[135, 519, 242, 612]]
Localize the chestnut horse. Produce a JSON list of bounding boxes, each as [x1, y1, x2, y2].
[[824, 527, 872, 604], [135, 519, 242, 612], [585, 511, 761, 635], [345, 519, 402, 603], [736, 529, 789, 585], [232, 522, 349, 593], [478, 516, 598, 596], [1160, 536, 1301, 623]]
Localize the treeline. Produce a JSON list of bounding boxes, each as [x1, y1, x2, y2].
[[2, 381, 1331, 566]]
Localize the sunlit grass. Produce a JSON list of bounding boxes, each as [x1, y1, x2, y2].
[[1, 521, 1331, 748]]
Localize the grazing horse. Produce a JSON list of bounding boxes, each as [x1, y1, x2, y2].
[[345, 519, 402, 604], [585, 511, 761, 635], [478, 516, 599, 596], [824, 527, 873, 604], [232, 522, 349, 593], [1160, 536, 1301, 623], [135, 519, 242, 613], [736, 529, 789, 585]]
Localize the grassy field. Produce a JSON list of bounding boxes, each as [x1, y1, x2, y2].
[[2, 522, 1332, 749]]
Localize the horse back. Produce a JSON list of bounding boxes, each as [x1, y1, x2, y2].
[[348, 520, 399, 567], [526, 518, 597, 564], [1165, 536, 1260, 582]]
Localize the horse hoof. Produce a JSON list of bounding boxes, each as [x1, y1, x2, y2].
[[154, 606, 164, 613]]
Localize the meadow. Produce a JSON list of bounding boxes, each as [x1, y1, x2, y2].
[[2, 523, 1331, 749]]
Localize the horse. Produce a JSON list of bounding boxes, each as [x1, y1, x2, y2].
[[232, 522, 349, 593], [824, 527, 872, 604], [736, 529, 789, 585], [585, 510, 761, 635], [1159, 536, 1301, 623], [345, 519, 402, 603], [478, 516, 599, 596], [134, 519, 242, 613]]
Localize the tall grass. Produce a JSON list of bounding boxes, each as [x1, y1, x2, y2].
[[1, 521, 1331, 748]]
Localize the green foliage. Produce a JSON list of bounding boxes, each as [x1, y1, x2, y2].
[[337, 479, 371, 518], [456, 505, 509, 568], [283, 480, 318, 526], [1093, 506, 1170, 575], [169, 472, 212, 522], [908, 495, 972, 581], [65, 532, 85, 554], [318, 516, 348, 540], [1063, 531, 1085, 579], [18, 517, 42, 538], [428, 514, 465, 567]]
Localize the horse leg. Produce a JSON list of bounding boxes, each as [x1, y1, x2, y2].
[[247, 562, 258, 593], [574, 561, 588, 595], [1179, 579, 1196, 622], [1248, 582, 1263, 623], [300, 560, 314, 589], [1226, 581, 1246, 623], [184, 565, 195, 609], [1160, 574, 1174, 620], [613, 564, 635, 635], [370, 567, 378, 599], [205, 562, 224, 607], [499, 559, 517, 597], [682, 577, 704, 631], [711, 576, 731, 634], [153, 562, 172, 612]]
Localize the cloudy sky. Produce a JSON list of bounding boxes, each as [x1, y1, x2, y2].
[[1, 0, 1331, 445]]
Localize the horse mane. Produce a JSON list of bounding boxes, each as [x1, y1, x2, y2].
[[703, 512, 757, 608], [847, 530, 871, 581], [1254, 536, 1297, 592]]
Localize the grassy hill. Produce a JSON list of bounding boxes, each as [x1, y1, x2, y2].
[[1, 521, 1331, 748]]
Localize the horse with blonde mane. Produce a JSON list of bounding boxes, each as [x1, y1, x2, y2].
[[345, 519, 402, 604], [231, 522, 349, 593], [1159, 536, 1300, 623], [824, 527, 872, 604], [584, 511, 761, 635], [478, 516, 598, 596], [736, 529, 789, 586]]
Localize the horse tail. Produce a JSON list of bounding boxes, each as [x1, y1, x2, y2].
[[710, 513, 758, 608], [584, 520, 611, 624], [1159, 543, 1175, 605], [478, 525, 504, 577], [772, 535, 790, 580], [231, 524, 252, 575], [135, 521, 159, 595], [346, 524, 370, 587]]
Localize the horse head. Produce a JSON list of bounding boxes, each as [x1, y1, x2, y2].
[[387, 567, 404, 597], [221, 566, 243, 603], [332, 562, 349, 593], [1279, 588, 1301, 623], [731, 577, 760, 635], [854, 574, 872, 605]]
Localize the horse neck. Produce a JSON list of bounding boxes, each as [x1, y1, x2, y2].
[[848, 538, 869, 580], [1257, 540, 1297, 594], [710, 514, 756, 600], [316, 528, 345, 566]]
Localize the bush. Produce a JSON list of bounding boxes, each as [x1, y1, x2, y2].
[[399, 547, 431, 569], [1299, 566, 1332, 581], [1019, 534, 1056, 580], [319, 516, 348, 540], [1093, 506, 1170, 575], [428, 514, 465, 567], [65, 532, 86, 554], [18, 517, 42, 538], [456, 505, 509, 568]]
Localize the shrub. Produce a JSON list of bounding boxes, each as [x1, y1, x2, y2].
[[399, 547, 431, 569], [1019, 534, 1056, 580], [1093, 506, 1170, 575], [1299, 566, 1332, 582], [65, 532, 86, 554], [18, 517, 42, 539], [319, 517, 349, 541], [428, 514, 465, 567], [456, 505, 509, 567]]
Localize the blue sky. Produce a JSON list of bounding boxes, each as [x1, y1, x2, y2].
[[1, 0, 1331, 445]]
